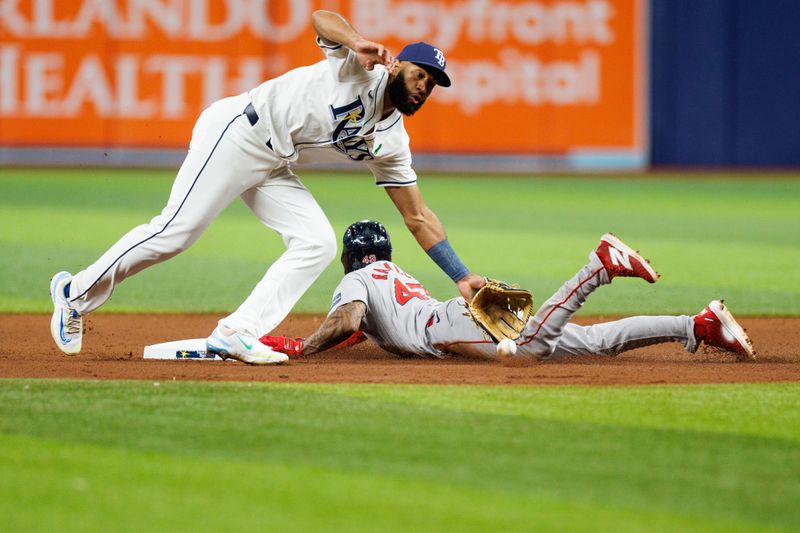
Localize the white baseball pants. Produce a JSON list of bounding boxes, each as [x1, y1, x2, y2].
[[67, 93, 337, 337]]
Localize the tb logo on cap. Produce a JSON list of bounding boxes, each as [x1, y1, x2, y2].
[[434, 48, 446, 68]]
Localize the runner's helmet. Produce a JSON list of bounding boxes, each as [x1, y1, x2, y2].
[[341, 220, 392, 273]]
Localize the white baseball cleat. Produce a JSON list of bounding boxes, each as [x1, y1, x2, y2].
[[595, 233, 660, 283], [206, 325, 289, 365], [50, 271, 83, 355], [693, 300, 755, 361]]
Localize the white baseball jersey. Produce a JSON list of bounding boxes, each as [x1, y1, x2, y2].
[[66, 35, 423, 340], [249, 37, 417, 187]]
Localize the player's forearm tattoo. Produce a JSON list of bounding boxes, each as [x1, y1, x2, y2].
[[303, 301, 366, 355]]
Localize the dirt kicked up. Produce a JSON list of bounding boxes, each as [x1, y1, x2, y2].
[[2, 314, 799, 385]]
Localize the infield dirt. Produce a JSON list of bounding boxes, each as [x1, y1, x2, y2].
[[2, 314, 798, 385]]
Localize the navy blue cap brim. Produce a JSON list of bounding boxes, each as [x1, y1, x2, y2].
[[397, 57, 452, 87], [412, 61, 452, 87]]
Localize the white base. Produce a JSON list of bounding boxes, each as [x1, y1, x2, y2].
[[143, 338, 226, 360]]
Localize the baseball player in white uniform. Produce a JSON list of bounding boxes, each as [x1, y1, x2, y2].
[[49, 10, 485, 364], [260, 221, 756, 362]]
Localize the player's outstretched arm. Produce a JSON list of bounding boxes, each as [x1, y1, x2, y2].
[[385, 185, 486, 301], [261, 301, 367, 357], [311, 10, 393, 70], [304, 301, 367, 355]]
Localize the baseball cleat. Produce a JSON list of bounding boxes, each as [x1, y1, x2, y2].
[[693, 300, 755, 361], [206, 326, 289, 365], [49, 271, 83, 355], [595, 233, 660, 283]]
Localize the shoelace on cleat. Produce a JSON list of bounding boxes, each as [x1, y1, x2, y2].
[[64, 309, 81, 335]]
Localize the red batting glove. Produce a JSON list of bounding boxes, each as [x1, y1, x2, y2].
[[259, 335, 304, 357], [334, 330, 366, 350]]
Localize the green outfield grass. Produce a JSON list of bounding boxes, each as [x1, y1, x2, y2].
[[1, 379, 798, 532], [1, 168, 799, 314], [3, 170, 798, 532]]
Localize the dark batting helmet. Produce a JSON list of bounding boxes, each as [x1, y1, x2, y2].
[[341, 220, 392, 273]]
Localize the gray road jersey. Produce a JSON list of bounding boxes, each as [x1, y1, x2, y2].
[[329, 261, 492, 358], [330, 261, 445, 357]]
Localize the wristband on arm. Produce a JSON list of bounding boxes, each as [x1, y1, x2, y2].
[[426, 239, 470, 282]]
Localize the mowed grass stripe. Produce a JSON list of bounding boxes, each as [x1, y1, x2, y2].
[[297, 382, 800, 441], [1, 380, 798, 530], [2, 434, 757, 533]]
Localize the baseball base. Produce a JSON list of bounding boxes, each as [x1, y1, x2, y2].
[[143, 338, 226, 361]]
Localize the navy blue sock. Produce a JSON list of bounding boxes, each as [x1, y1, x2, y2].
[[63, 281, 71, 300]]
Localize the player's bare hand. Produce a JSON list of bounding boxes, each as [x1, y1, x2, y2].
[[456, 274, 487, 303], [354, 38, 393, 70]]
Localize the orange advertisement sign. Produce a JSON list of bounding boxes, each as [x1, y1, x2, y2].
[[0, 0, 646, 159]]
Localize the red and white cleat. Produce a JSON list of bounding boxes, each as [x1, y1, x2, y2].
[[693, 300, 756, 361], [595, 233, 660, 283]]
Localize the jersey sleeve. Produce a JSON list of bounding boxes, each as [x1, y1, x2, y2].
[[316, 36, 373, 83], [328, 272, 370, 316], [367, 118, 418, 187]]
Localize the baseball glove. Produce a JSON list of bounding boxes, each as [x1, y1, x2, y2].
[[467, 278, 533, 342]]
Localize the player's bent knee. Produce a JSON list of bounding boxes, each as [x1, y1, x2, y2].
[[166, 230, 203, 255], [299, 228, 337, 269], [315, 229, 338, 264]]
